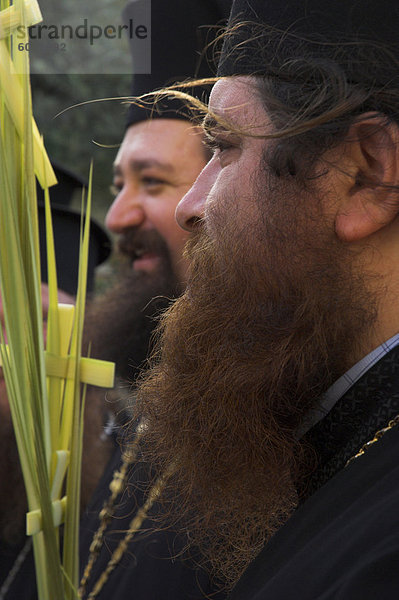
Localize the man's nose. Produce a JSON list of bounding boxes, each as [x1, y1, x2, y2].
[[176, 161, 217, 232], [105, 189, 145, 233]]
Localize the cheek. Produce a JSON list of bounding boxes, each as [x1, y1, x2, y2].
[[147, 197, 177, 229], [147, 198, 187, 247], [204, 166, 256, 231], [166, 225, 190, 258]]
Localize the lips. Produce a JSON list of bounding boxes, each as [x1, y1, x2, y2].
[[130, 245, 160, 271], [132, 246, 153, 261], [134, 247, 145, 258], [132, 252, 161, 273], [117, 229, 171, 274]]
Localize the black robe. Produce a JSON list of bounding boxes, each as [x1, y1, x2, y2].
[[229, 345, 399, 600], [79, 444, 226, 600]]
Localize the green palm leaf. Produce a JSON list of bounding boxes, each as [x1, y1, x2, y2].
[[0, 2, 114, 598]]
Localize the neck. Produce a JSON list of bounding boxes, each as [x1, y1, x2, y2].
[[345, 227, 399, 371]]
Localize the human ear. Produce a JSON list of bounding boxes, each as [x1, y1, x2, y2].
[[334, 117, 399, 242]]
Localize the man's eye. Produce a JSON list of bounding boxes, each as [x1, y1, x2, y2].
[[204, 135, 234, 156], [109, 183, 122, 197], [142, 177, 165, 188]]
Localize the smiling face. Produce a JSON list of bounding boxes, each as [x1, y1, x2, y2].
[[106, 118, 208, 285]]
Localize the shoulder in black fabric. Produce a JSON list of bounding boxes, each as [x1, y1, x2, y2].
[[304, 344, 399, 497], [228, 423, 399, 600]]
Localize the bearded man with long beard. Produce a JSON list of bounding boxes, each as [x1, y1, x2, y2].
[[134, 0, 399, 598]]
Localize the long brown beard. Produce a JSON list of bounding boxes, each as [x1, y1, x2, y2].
[[134, 180, 377, 589], [82, 248, 179, 422], [83, 241, 179, 384]]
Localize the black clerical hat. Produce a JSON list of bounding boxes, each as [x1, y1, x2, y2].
[[36, 163, 111, 296], [124, 0, 231, 127], [218, 0, 399, 85]]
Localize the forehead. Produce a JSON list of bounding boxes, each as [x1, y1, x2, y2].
[[115, 119, 203, 170], [208, 76, 269, 134]]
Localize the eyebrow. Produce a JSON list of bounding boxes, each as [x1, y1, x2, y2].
[[202, 114, 224, 136], [202, 113, 242, 141], [113, 158, 176, 177]]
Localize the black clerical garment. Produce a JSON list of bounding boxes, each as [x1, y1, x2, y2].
[[79, 443, 226, 600], [229, 345, 399, 600]]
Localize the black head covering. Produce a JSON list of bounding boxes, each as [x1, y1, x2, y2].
[[217, 0, 399, 86], [124, 0, 231, 127], [36, 163, 111, 296]]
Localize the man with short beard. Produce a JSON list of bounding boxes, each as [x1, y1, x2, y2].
[[84, 0, 230, 393], [134, 0, 399, 598]]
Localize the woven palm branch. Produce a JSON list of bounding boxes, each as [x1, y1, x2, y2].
[[0, 2, 114, 598]]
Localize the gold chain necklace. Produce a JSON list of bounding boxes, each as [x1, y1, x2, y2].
[[345, 413, 399, 468], [79, 426, 172, 600]]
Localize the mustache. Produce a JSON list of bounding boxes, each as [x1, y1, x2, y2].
[[117, 228, 170, 261]]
